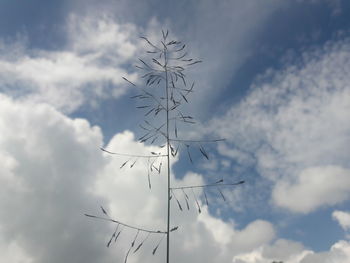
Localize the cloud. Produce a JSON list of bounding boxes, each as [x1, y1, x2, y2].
[[0, 93, 276, 263], [208, 36, 350, 213], [301, 240, 350, 263], [0, 15, 139, 113], [333, 210, 350, 232], [75, 0, 288, 118], [93, 131, 276, 262], [273, 166, 350, 213], [233, 239, 311, 263], [0, 94, 111, 263], [232, 239, 350, 263]]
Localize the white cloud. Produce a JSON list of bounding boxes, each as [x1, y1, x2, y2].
[[273, 166, 350, 213], [0, 15, 139, 113], [93, 131, 276, 262], [0, 236, 34, 263], [301, 240, 350, 263], [232, 239, 350, 263], [333, 210, 350, 231], [208, 36, 350, 213], [0, 94, 111, 263], [0, 93, 277, 263]]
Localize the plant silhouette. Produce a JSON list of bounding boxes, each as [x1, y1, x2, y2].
[[85, 30, 244, 263]]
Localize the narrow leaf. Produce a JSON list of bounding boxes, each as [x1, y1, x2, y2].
[[152, 245, 159, 255], [192, 189, 201, 213], [139, 58, 153, 70], [145, 108, 155, 116], [188, 60, 202, 66], [140, 36, 160, 50], [107, 224, 120, 247], [204, 190, 209, 206], [182, 189, 189, 199], [151, 136, 158, 144], [172, 190, 183, 211], [218, 189, 226, 201], [174, 145, 179, 157], [130, 160, 137, 168], [184, 196, 190, 210], [186, 145, 193, 164], [139, 124, 149, 131], [175, 121, 178, 138], [152, 235, 165, 255], [158, 162, 162, 174], [176, 199, 183, 211], [84, 214, 97, 218], [148, 170, 152, 189], [115, 229, 122, 242], [175, 44, 185, 52], [180, 92, 188, 103], [131, 230, 140, 247], [215, 179, 224, 184], [120, 161, 128, 169], [107, 238, 113, 248], [100, 206, 108, 215], [199, 146, 209, 160], [122, 77, 136, 86], [124, 246, 132, 263], [134, 242, 143, 254], [134, 233, 150, 253], [170, 226, 179, 232]]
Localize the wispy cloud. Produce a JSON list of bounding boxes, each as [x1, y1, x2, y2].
[[208, 36, 350, 213]]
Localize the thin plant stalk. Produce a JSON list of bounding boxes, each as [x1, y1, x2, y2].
[[164, 42, 171, 263]]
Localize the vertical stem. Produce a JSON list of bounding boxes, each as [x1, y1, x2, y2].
[[164, 45, 171, 263]]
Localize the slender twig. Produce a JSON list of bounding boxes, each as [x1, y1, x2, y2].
[[100, 148, 167, 158], [84, 214, 167, 234], [169, 138, 225, 143], [170, 181, 245, 190]]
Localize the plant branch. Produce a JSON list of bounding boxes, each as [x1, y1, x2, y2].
[[84, 214, 167, 234], [170, 181, 245, 190], [100, 148, 167, 158]]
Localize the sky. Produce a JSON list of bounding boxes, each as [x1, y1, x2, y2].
[[0, 0, 350, 263]]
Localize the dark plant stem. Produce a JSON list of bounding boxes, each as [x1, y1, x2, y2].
[[164, 44, 171, 263]]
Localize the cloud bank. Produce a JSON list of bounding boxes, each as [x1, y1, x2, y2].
[[0, 93, 276, 263]]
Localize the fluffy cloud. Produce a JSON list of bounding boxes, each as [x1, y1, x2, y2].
[[301, 240, 350, 263], [232, 239, 350, 263], [208, 36, 350, 213], [273, 166, 350, 213], [0, 94, 110, 263], [233, 239, 311, 263], [93, 131, 276, 263], [333, 210, 350, 231], [0, 15, 139, 113], [0, 93, 275, 263]]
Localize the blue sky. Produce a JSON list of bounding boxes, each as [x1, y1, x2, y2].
[[0, 1, 350, 263]]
